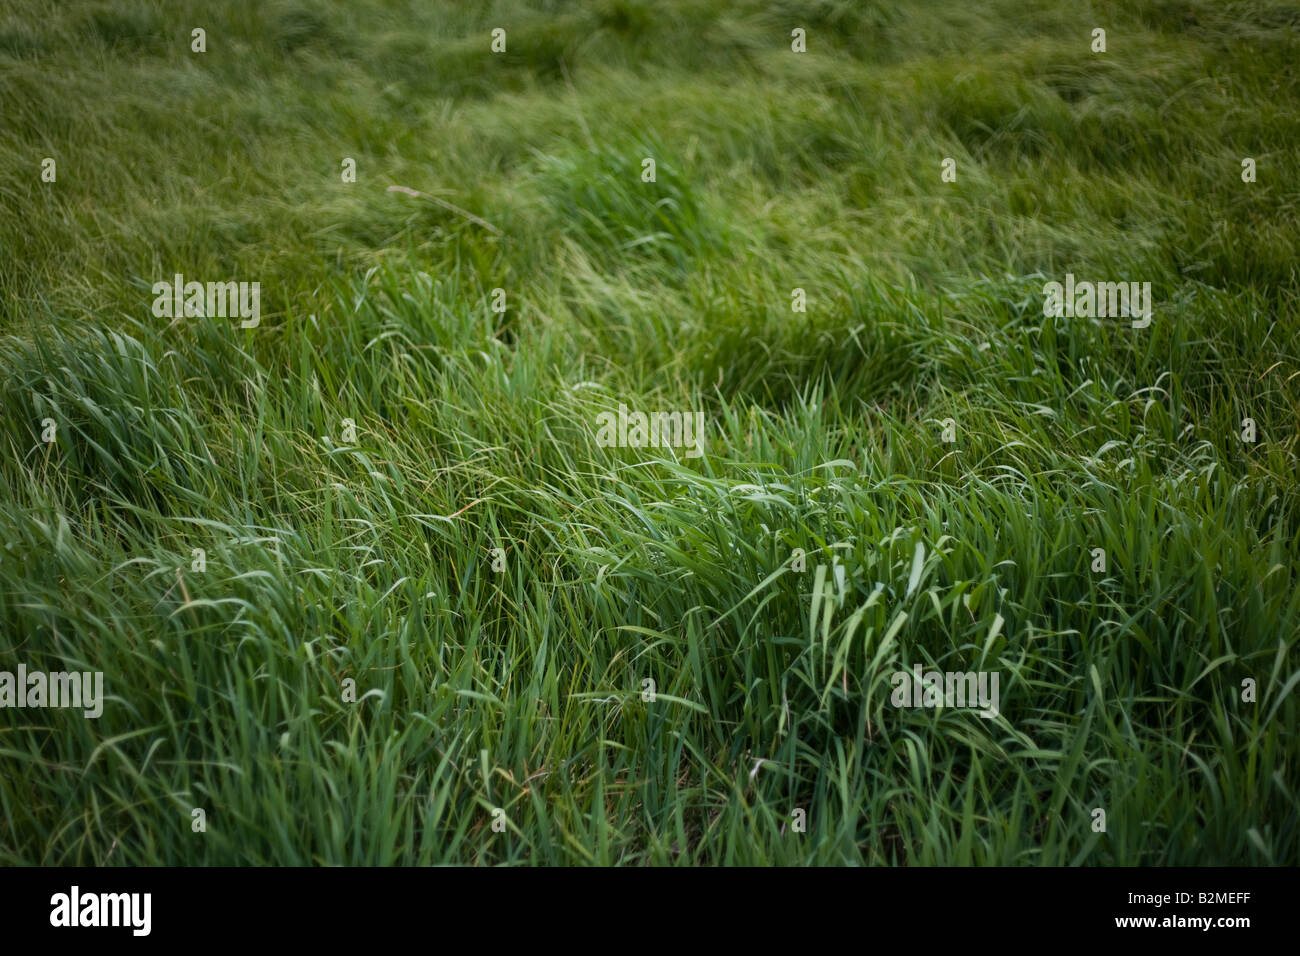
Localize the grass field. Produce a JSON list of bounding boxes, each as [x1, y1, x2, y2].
[[1, 0, 1298, 865]]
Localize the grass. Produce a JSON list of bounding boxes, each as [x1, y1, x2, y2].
[[0, 0, 1297, 865]]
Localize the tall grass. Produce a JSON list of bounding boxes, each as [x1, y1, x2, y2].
[[0, 0, 1297, 864]]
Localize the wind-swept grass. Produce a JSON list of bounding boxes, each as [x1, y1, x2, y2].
[[0, 0, 1297, 865]]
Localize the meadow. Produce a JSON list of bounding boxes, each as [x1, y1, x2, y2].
[[0, 0, 1297, 865]]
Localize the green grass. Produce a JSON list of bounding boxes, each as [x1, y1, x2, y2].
[[1, 0, 1297, 865]]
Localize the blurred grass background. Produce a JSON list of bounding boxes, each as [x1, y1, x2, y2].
[[0, 0, 1297, 864]]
